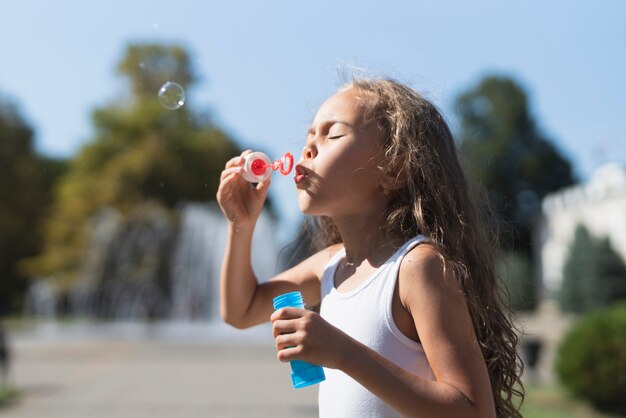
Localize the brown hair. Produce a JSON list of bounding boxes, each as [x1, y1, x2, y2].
[[301, 77, 524, 417]]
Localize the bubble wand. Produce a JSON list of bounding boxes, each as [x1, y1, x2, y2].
[[241, 151, 294, 183]]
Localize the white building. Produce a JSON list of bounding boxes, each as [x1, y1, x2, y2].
[[539, 163, 626, 295]]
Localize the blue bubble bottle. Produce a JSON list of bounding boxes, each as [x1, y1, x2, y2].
[[272, 291, 326, 388]]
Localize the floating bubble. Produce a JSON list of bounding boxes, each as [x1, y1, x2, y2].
[[158, 81, 185, 110]]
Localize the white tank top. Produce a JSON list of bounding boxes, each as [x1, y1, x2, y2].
[[318, 235, 434, 418]]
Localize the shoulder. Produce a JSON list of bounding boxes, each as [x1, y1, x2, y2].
[[297, 242, 344, 281], [399, 242, 446, 282], [264, 242, 343, 306], [323, 242, 345, 256], [398, 243, 464, 309]]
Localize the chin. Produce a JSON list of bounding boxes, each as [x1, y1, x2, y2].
[[297, 202, 315, 215], [297, 200, 322, 216], [296, 190, 330, 217], [296, 191, 312, 213]]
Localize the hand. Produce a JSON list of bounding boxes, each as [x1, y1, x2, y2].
[[216, 150, 271, 228], [271, 307, 349, 369]]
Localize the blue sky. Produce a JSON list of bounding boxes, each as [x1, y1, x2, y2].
[[1, 0, 625, 233]]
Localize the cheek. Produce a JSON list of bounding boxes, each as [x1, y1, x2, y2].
[[321, 148, 367, 178], [329, 154, 382, 188], [339, 138, 383, 169]]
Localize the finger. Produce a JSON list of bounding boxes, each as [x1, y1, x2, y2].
[[220, 166, 242, 180], [270, 307, 304, 322], [218, 172, 242, 192], [275, 332, 299, 350], [241, 149, 253, 157], [272, 319, 297, 338], [225, 155, 244, 169], [277, 346, 302, 362], [255, 175, 271, 192]]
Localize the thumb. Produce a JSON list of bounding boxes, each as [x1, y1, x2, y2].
[[255, 176, 271, 194]]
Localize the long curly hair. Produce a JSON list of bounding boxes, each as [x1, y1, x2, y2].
[[299, 77, 524, 417]]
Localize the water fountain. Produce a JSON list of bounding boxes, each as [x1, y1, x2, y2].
[[170, 202, 280, 321], [22, 201, 283, 342]]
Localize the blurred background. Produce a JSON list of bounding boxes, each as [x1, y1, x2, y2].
[[1, 1, 625, 417]]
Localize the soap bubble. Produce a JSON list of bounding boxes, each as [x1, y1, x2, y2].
[[158, 81, 185, 110]]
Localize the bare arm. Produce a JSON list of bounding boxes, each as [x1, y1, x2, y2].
[[271, 245, 496, 417], [220, 223, 334, 328], [217, 150, 338, 329]]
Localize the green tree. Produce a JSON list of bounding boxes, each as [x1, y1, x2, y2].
[[119, 44, 195, 99], [23, 44, 242, 289], [456, 76, 575, 253], [0, 97, 66, 312], [592, 238, 626, 307], [560, 226, 593, 313], [497, 251, 537, 311], [560, 225, 626, 314], [556, 303, 626, 414]]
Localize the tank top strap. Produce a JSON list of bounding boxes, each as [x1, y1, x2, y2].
[[321, 236, 429, 300], [382, 235, 430, 309], [320, 246, 345, 299]]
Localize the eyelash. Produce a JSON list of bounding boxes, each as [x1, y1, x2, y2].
[[328, 135, 344, 140]]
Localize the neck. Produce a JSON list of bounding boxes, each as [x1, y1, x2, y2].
[[331, 209, 405, 267]]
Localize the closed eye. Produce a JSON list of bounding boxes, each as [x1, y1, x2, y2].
[[328, 135, 345, 140]]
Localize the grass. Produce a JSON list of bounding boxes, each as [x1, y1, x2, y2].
[[521, 384, 624, 418], [0, 385, 19, 408]]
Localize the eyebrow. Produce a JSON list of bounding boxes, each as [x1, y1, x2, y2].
[[308, 120, 353, 134]]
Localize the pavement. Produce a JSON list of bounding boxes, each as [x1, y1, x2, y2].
[[0, 322, 318, 418], [0, 300, 575, 418]]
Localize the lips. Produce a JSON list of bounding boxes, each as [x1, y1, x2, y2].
[[294, 165, 308, 184]]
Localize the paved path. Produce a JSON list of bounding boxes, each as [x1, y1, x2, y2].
[[0, 324, 318, 418], [1, 300, 575, 417]]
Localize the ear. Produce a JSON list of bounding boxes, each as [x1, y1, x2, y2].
[[379, 171, 406, 191]]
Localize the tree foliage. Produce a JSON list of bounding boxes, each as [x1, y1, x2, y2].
[[560, 225, 626, 314], [22, 44, 242, 289], [456, 76, 575, 253], [0, 97, 66, 312], [556, 303, 626, 414], [118, 44, 195, 100], [497, 251, 537, 311]]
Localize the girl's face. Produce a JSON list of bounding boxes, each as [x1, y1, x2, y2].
[[295, 87, 388, 217]]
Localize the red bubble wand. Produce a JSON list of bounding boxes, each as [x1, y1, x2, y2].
[[241, 152, 294, 183]]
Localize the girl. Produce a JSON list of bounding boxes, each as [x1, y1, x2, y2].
[[217, 78, 523, 418]]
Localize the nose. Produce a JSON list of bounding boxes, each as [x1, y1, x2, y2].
[[301, 144, 317, 160]]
